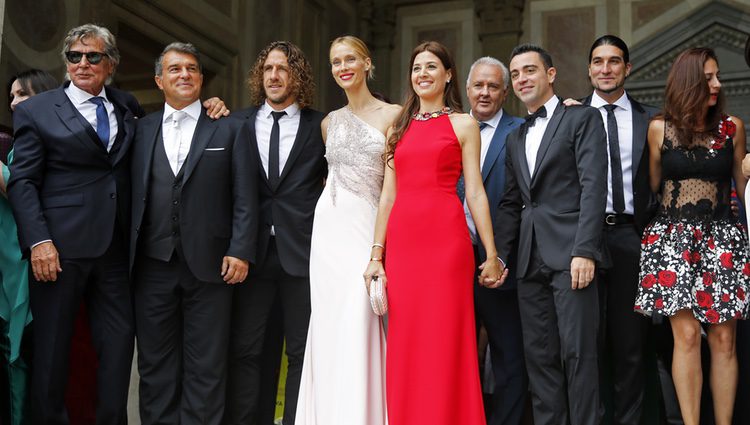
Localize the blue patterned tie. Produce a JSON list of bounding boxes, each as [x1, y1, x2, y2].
[[89, 96, 110, 148]]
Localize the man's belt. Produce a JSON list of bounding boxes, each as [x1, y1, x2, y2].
[[604, 213, 634, 226]]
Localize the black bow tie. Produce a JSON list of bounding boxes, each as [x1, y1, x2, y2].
[[524, 106, 547, 126]]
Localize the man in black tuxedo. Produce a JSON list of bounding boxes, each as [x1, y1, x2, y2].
[[580, 35, 658, 425], [130, 42, 257, 424], [225, 41, 325, 425], [494, 44, 607, 425], [463, 56, 527, 425], [7, 24, 144, 425]]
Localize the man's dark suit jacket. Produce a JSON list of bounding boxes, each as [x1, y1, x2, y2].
[[495, 99, 608, 278], [8, 82, 143, 258], [130, 109, 257, 283], [234, 106, 326, 278], [581, 93, 659, 236], [480, 111, 524, 289]]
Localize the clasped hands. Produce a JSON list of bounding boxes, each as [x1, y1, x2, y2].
[[478, 256, 508, 289]]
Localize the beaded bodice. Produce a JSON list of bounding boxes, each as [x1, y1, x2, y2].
[[658, 117, 736, 221], [324, 107, 385, 208]]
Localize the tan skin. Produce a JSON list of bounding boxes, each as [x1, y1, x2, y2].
[[154, 50, 248, 284], [647, 57, 746, 425], [31, 40, 230, 283], [363, 51, 506, 289], [509, 51, 595, 289]]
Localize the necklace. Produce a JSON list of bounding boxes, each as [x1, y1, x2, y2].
[[412, 106, 452, 121]]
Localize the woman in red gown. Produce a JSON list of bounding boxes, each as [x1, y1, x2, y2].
[[363, 41, 505, 425]]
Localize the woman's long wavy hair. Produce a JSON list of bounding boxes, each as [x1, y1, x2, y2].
[[386, 41, 463, 163], [662, 47, 725, 146], [247, 41, 315, 109]]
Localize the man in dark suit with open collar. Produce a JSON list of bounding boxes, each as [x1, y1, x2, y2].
[[463, 56, 526, 425], [130, 42, 256, 424], [7, 24, 144, 425], [579, 35, 658, 425], [494, 44, 607, 425], [225, 41, 325, 425]]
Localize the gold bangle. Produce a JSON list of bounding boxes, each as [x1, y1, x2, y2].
[[372, 243, 385, 249], [370, 257, 382, 262]]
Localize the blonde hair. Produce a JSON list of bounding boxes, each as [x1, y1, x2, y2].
[[330, 35, 375, 80]]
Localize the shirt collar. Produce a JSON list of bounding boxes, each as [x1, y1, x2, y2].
[[529, 95, 559, 117], [67, 82, 108, 105], [470, 108, 504, 129], [163, 99, 202, 123], [591, 91, 631, 112], [261, 100, 300, 119]]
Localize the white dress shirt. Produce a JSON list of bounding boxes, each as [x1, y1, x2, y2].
[[464, 109, 505, 243], [525, 95, 559, 177], [590, 91, 634, 215], [162, 100, 201, 175], [255, 101, 301, 178], [65, 82, 119, 151]]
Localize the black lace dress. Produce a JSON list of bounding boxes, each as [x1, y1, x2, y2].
[[635, 117, 750, 323]]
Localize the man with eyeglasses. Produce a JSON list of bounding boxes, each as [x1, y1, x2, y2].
[[6, 24, 225, 424]]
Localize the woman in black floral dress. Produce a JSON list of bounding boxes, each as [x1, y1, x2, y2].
[[635, 47, 749, 425]]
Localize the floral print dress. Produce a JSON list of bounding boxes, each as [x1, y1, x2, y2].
[[635, 116, 750, 323]]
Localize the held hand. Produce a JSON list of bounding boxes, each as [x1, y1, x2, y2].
[[562, 98, 582, 107], [570, 256, 595, 289], [742, 153, 750, 178], [203, 97, 230, 119], [478, 257, 506, 288], [221, 256, 249, 284], [30, 241, 62, 282], [363, 260, 387, 294]]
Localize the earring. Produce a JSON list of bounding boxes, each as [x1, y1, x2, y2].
[[447, 79, 451, 84]]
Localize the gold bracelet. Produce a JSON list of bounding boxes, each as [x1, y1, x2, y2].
[[370, 257, 382, 262], [372, 243, 385, 249]]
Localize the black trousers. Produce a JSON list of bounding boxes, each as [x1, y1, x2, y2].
[[473, 246, 528, 425], [225, 237, 311, 425], [30, 231, 134, 425], [134, 254, 233, 425], [599, 224, 650, 425], [517, 247, 602, 425]]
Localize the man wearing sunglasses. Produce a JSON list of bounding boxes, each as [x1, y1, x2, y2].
[[6, 24, 226, 424]]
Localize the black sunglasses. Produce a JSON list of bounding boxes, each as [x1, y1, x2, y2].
[[65, 51, 107, 65]]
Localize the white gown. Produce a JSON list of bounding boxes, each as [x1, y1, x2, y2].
[[295, 107, 387, 425]]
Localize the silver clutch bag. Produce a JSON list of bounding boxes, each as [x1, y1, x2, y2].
[[369, 276, 388, 316]]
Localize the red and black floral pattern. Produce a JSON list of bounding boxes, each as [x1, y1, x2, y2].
[[636, 218, 750, 323]]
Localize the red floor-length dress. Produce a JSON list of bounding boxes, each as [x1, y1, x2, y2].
[[385, 115, 485, 425]]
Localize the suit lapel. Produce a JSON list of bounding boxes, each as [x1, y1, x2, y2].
[[515, 129, 532, 189], [53, 88, 107, 157], [182, 110, 217, 183], [531, 101, 565, 186], [108, 88, 136, 165], [277, 108, 312, 188], [630, 97, 649, 182], [140, 115, 163, 191], [482, 113, 512, 182]]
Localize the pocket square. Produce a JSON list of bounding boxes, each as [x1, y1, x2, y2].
[[204, 147, 225, 151]]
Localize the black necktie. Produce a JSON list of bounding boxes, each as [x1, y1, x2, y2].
[[519, 106, 547, 141], [478, 122, 489, 131], [89, 96, 110, 148], [604, 104, 625, 213], [268, 111, 286, 189]]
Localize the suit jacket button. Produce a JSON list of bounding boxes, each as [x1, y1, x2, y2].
[[110, 193, 116, 199], [172, 215, 178, 221]]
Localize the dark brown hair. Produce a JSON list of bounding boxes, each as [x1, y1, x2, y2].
[[386, 41, 463, 163], [662, 47, 724, 146], [247, 41, 315, 109]]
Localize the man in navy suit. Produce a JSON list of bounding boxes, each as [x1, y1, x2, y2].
[[463, 56, 526, 425], [7, 24, 143, 424]]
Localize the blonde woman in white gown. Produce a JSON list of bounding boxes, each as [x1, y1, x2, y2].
[[295, 36, 400, 425]]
